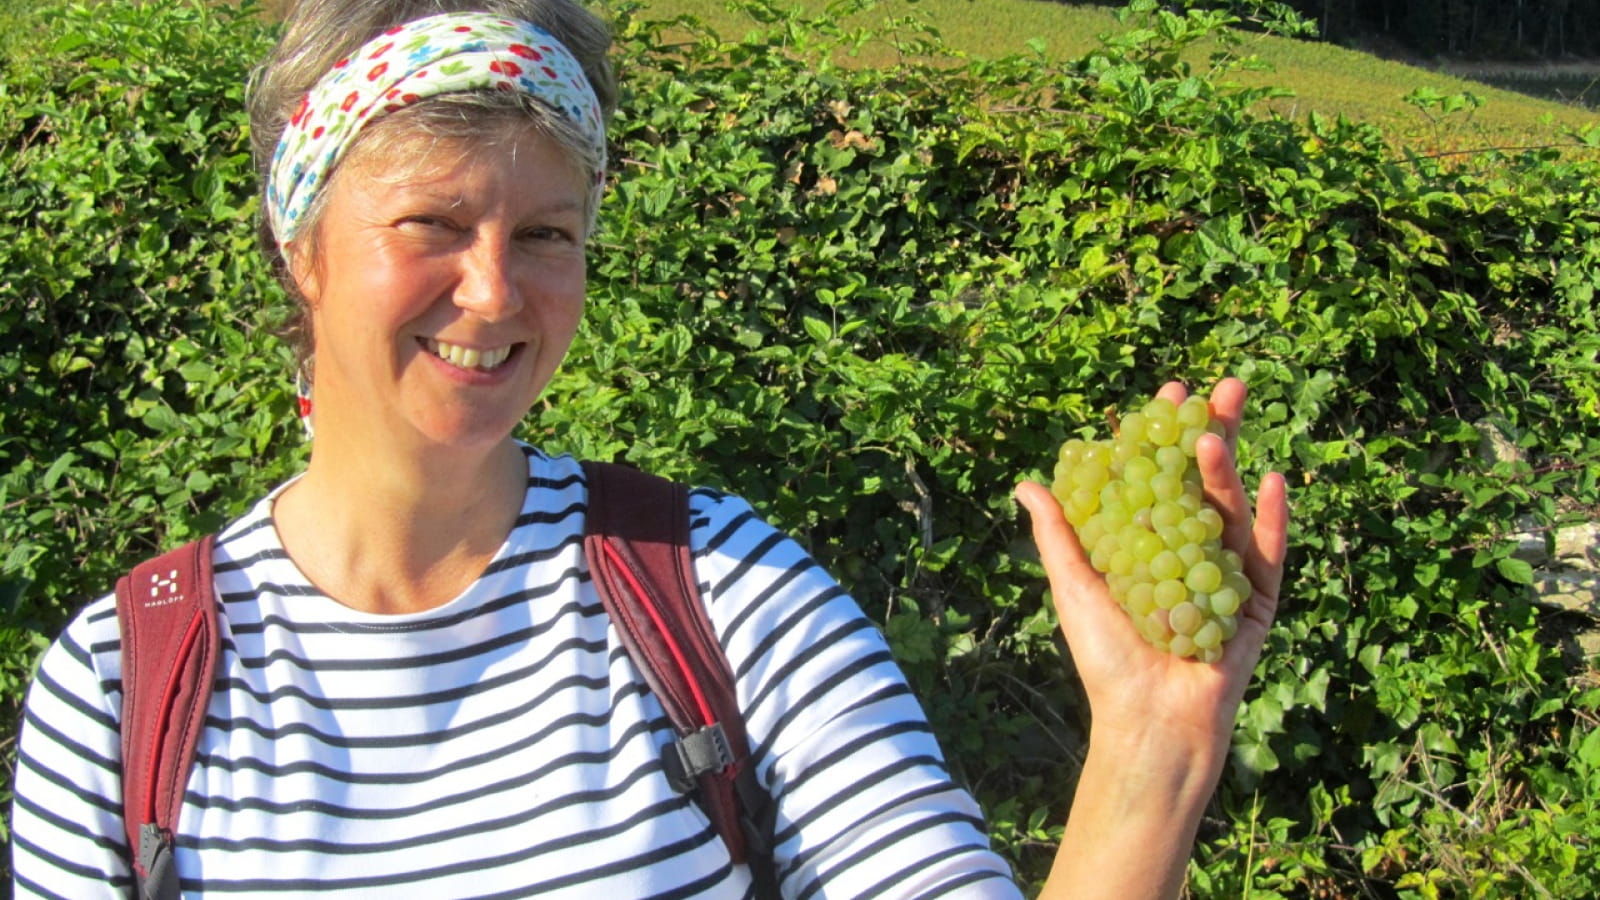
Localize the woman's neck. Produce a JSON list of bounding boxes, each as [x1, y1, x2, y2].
[[272, 433, 526, 615]]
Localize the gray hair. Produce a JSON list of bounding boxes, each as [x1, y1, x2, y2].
[[246, 0, 616, 366]]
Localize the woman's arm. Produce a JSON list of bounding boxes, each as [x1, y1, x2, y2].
[[1018, 377, 1290, 900], [11, 596, 135, 898]]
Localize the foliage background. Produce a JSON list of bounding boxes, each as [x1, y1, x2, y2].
[[3, 0, 1600, 896]]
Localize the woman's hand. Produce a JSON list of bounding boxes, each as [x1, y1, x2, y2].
[[1018, 377, 1289, 900]]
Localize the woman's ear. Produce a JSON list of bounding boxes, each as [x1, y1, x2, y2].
[[284, 239, 320, 309]]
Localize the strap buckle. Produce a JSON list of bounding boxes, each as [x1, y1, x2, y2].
[[661, 723, 733, 793]]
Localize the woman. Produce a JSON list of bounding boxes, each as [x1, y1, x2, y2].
[[10, 0, 1288, 896]]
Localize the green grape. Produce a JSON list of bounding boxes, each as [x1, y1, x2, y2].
[[1125, 582, 1157, 617], [1154, 445, 1187, 473], [1178, 427, 1204, 456], [1090, 536, 1117, 572], [1131, 530, 1164, 563], [1076, 517, 1106, 553], [1153, 579, 1187, 609], [1149, 550, 1183, 582], [1209, 586, 1242, 617], [1149, 471, 1183, 503], [1155, 525, 1183, 550], [1119, 411, 1148, 444], [1224, 571, 1253, 601], [1168, 602, 1203, 636], [1177, 396, 1211, 429], [1143, 397, 1178, 423], [1123, 481, 1156, 511], [1217, 615, 1238, 641], [1123, 456, 1158, 485], [1177, 543, 1205, 570], [1186, 560, 1223, 594], [1145, 417, 1180, 447], [1074, 464, 1110, 493], [1047, 389, 1258, 664], [1169, 634, 1196, 658], [1099, 500, 1132, 530]]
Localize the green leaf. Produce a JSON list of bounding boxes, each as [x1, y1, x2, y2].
[[801, 316, 832, 343], [40, 452, 79, 492], [1495, 557, 1535, 585]]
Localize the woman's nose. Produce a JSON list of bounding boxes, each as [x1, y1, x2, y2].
[[453, 238, 522, 320]]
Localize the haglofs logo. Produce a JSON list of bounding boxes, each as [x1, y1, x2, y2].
[[145, 569, 183, 608]]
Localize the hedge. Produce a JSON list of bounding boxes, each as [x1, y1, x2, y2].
[[3, 0, 1598, 894]]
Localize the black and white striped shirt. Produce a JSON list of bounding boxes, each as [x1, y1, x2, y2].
[[13, 446, 1021, 898]]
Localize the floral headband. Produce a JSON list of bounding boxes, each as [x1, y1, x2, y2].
[[266, 12, 607, 246]]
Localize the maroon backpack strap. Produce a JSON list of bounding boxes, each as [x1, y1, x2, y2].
[[581, 461, 773, 880], [115, 534, 219, 900]]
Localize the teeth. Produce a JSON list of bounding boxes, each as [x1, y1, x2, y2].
[[428, 339, 512, 371]]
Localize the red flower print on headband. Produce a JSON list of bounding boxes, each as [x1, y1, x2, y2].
[[489, 60, 522, 77], [369, 42, 394, 59], [367, 62, 389, 82], [341, 91, 360, 112], [508, 44, 542, 60], [290, 96, 310, 127]]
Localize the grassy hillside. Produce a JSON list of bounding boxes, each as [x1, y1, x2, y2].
[[609, 0, 1600, 153], [6, 0, 1593, 153]]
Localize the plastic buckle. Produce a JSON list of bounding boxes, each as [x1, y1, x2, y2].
[[662, 723, 733, 792]]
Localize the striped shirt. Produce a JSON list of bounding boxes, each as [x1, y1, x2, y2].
[[12, 446, 1021, 898]]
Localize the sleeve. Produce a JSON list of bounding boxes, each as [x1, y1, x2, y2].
[[11, 595, 135, 899], [691, 490, 1023, 899]]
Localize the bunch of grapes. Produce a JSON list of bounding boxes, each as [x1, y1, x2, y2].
[[1050, 395, 1254, 663]]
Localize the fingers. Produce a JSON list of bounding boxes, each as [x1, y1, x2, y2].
[[1248, 470, 1290, 603], [1015, 481, 1133, 651], [1014, 481, 1093, 594], [1196, 432, 1251, 554], [1155, 377, 1244, 452], [1207, 377, 1245, 440]]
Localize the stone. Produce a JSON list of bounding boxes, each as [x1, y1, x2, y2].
[[1532, 570, 1600, 618], [1475, 417, 1522, 468], [1553, 523, 1600, 567]]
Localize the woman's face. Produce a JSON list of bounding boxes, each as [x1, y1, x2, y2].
[[289, 128, 588, 455]]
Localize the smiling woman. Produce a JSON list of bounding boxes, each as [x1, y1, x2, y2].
[[8, 0, 1285, 897]]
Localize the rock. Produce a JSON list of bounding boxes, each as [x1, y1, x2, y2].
[[1475, 417, 1522, 468], [1554, 523, 1600, 566], [1532, 570, 1600, 618]]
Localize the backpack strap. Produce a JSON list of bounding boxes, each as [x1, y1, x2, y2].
[[581, 461, 775, 887], [115, 535, 219, 900]]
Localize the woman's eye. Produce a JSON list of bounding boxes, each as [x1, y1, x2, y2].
[[522, 226, 575, 243], [399, 215, 455, 232]]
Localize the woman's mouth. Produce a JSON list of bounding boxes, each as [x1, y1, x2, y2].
[[422, 338, 517, 372]]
